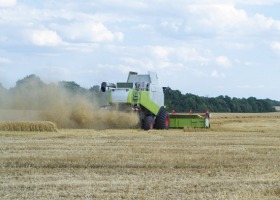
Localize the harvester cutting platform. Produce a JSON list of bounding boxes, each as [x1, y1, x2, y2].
[[101, 71, 210, 130]]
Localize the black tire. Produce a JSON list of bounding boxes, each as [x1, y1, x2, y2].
[[155, 107, 170, 129], [143, 116, 154, 131]]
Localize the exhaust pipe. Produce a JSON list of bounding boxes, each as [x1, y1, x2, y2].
[[101, 82, 107, 92], [101, 82, 116, 92]]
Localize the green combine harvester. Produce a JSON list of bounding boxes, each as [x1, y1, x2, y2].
[[101, 71, 210, 130]]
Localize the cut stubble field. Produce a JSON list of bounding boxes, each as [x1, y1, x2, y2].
[[1, 113, 280, 199]]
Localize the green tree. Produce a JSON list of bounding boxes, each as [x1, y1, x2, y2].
[[15, 74, 45, 89], [164, 87, 277, 113], [89, 85, 100, 92], [59, 81, 85, 93], [0, 83, 9, 108], [10, 74, 45, 109]]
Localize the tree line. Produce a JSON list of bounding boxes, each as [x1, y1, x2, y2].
[[0, 74, 279, 113], [164, 87, 279, 113]]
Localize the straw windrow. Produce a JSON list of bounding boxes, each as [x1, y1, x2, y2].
[[0, 121, 57, 132]]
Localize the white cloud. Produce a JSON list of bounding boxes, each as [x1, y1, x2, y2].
[[253, 14, 280, 31], [182, 3, 280, 39], [120, 56, 155, 71], [216, 56, 232, 68], [0, 36, 8, 43], [120, 57, 138, 65], [151, 46, 170, 60], [133, 24, 152, 30], [62, 43, 99, 53], [1, 0, 280, 99], [235, 0, 280, 5], [117, 45, 208, 72], [116, 64, 137, 74], [192, 69, 208, 78], [236, 84, 265, 89], [272, 42, 280, 54], [161, 19, 183, 32], [186, 4, 248, 32], [92, 0, 148, 11], [175, 47, 209, 65], [224, 42, 254, 50], [0, 57, 11, 64], [211, 70, 226, 78], [88, 22, 123, 42], [148, 45, 209, 67], [96, 63, 139, 76], [30, 30, 63, 46], [58, 22, 124, 43], [0, 0, 16, 7]]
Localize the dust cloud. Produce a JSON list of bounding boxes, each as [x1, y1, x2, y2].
[[0, 76, 139, 129]]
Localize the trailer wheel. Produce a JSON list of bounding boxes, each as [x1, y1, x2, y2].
[[143, 116, 154, 130], [155, 107, 170, 129]]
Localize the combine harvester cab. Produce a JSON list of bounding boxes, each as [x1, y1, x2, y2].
[[101, 71, 210, 130]]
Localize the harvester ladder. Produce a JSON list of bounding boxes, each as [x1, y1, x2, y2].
[[133, 90, 141, 107]]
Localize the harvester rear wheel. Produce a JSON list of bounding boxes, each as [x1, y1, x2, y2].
[[155, 107, 170, 129], [143, 116, 154, 130]]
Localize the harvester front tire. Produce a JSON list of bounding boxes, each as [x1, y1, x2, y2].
[[155, 107, 170, 129], [143, 116, 154, 131]]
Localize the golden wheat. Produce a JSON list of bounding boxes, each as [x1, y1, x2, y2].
[[1, 113, 280, 199], [0, 121, 57, 132]]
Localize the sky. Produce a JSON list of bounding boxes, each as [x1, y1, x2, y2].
[[0, 0, 280, 100]]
